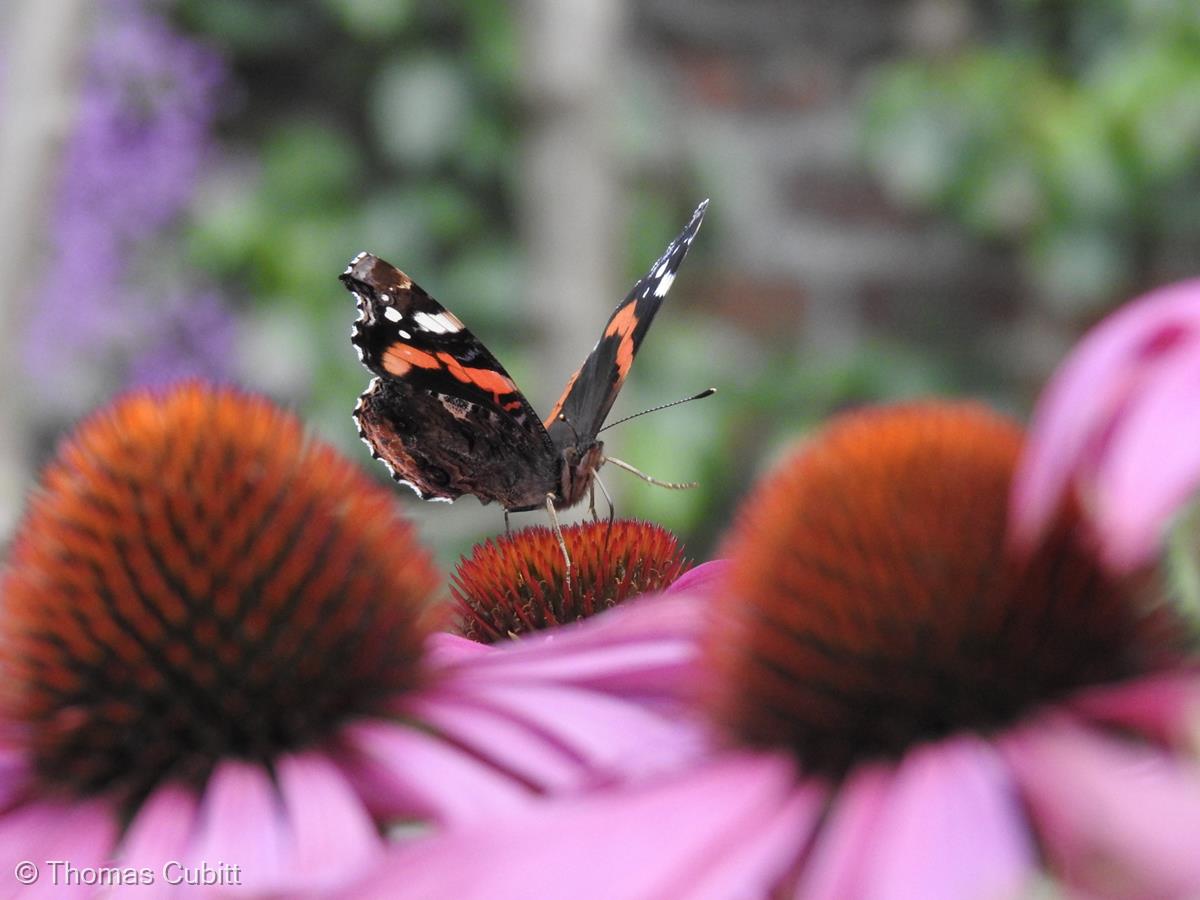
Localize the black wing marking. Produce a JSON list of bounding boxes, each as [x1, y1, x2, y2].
[[543, 200, 708, 451]]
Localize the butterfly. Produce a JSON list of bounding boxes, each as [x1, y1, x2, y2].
[[342, 199, 708, 526]]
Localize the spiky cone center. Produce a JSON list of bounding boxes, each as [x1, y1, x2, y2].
[[708, 402, 1183, 779], [0, 383, 438, 806], [451, 520, 691, 643]]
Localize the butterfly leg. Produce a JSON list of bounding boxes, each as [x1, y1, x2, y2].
[[545, 494, 571, 591], [594, 473, 615, 527], [504, 509, 511, 535], [604, 456, 699, 490]]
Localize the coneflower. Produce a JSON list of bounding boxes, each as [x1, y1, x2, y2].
[[0, 383, 686, 895], [451, 521, 691, 642]]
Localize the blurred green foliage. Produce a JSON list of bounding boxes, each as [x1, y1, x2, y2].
[[177, 0, 525, 457], [863, 0, 1200, 314], [170, 0, 1200, 565], [1167, 501, 1200, 633]]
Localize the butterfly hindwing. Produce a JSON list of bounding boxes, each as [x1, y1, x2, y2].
[[543, 200, 708, 450], [354, 376, 560, 509]]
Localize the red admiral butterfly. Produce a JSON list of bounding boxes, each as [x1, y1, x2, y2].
[[342, 200, 708, 527]]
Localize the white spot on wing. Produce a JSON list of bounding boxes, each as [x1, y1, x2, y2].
[[654, 270, 677, 297], [383, 307, 403, 322], [413, 311, 464, 334], [397, 328, 412, 339]]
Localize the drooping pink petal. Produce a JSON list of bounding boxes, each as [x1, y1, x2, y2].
[[0, 798, 120, 899], [423, 631, 493, 666], [664, 559, 729, 596], [1002, 717, 1200, 897], [424, 681, 708, 782], [402, 692, 595, 793], [112, 783, 199, 894], [436, 590, 708, 701], [186, 759, 286, 891], [275, 752, 381, 890], [793, 763, 893, 898], [1068, 671, 1200, 748], [668, 775, 823, 900], [339, 720, 533, 823], [342, 752, 809, 900], [1011, 279, 1200, 566], [1090, 346, 1200, 568], [858, 736, 1036, 900]]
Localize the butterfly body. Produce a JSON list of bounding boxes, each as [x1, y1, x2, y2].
[[343, 200, 707, 513]]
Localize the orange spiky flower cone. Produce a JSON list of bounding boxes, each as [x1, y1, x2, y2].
[[451, 521, 691, 642]]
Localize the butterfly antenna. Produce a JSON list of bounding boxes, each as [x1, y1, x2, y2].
[[604, 456, 699, 491], [598, 388, 716, 434]]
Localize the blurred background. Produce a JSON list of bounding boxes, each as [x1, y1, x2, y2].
[[2, 0, 1199, 569]]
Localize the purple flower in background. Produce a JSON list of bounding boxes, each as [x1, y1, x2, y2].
[[124, 289, 239, 387], [24, 0, 234, 408]]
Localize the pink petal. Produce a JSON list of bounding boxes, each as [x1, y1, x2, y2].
[[859, 736, 1036, 900], [423, 631, 493, 666], [341, 752, 810, 900], [112, 783, 200, 896], [0, 798, 120, 899], [403, 692, 591, 792], [1091, 346, 1200, 568], [671, 775, 824, 900], [1002, 717, 1200, 897], [274, 751, 381, 890], [339, 720, 533, 823], [436, 591, 707, 701], [1068, 670, 1200, 747], [187, 759, 286, 891], [426, 681, 708, 781], [1011, 278, 1200, 566], [441, 637, 698, 702], [455, 589, 709, 665], [665, 559, 729, 596], [794, 763, 893, 899]]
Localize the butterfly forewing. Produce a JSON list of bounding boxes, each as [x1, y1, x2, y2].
[[543, 200, 708, 450], [344, 253, 549, 437]]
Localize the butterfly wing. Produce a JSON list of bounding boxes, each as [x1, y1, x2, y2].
[[543, 200, 708, 450], [343, 253, 559, 509]]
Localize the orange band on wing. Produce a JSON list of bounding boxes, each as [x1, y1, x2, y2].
[[383, 343, 440, 376], [436, 352, 518, 405], [605, 303, 639, 379], [543, 367, 581, 427], [604, 303, 638, 339]]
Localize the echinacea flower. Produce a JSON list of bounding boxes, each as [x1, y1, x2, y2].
[[450, 521, 691, 642], [347, 283, 1200, 899], [0, 383, 687, 896]]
